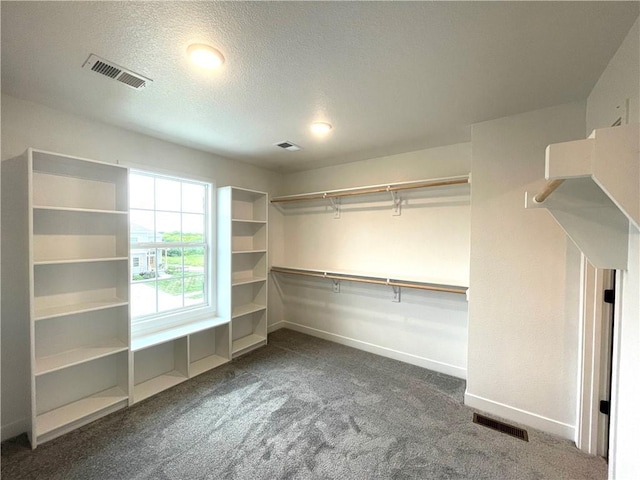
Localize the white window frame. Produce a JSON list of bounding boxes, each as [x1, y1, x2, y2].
[[129, 169, 215, 336]]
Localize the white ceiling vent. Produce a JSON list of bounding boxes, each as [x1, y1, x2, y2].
[[82, 54, 151, 90], [274, 141, 302, 152]]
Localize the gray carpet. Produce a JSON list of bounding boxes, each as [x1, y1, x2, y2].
[[2, 329, 606, 479]]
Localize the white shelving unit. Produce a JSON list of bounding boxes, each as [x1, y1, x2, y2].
[[1, 148, 130, 448], [131, 319, 230, 402], [218, 187, 268, 357]]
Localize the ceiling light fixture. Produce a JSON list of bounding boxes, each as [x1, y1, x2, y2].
[[187, 44, 225, 69], [310, 121, 333, 135]]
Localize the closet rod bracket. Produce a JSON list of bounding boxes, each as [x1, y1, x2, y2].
[[389, 188, 401, 216], [325, 194, 341, 219], [389, 280, 401, 302], [332, 279, 341, 293]]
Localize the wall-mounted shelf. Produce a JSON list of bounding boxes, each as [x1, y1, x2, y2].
[[525, 124, 638, 269], [271, 266, 468, 301], [271, 175, 470, 217]]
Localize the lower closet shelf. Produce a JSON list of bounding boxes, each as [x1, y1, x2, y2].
[[134, 371, 188, 403], [232, 334, 266, 356], [35, 342, 128, 376], [36, 386, 128, 439], [190, 354, 228, 377]]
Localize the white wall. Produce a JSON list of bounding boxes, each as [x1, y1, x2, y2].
[[0, 94, 283, 440], [273, 143, 471, 378], [586, 18, 639, 133], [586, 15, 640, 479], [466, 102, 586, 439]]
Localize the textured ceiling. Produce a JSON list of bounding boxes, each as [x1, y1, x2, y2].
[[1, 2, 638, 173]]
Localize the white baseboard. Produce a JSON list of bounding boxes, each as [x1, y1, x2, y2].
[[464, 391, 575, 440], [267, 320, 286, 333], [278, 320, 466, 379], [2, 417, 28, 442]]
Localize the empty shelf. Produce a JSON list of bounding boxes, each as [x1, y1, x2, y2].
[[232, 276, 267, 286], [36, 386, 127, 438], [232, 249, 267, 254], [190, 355, 228, 377], [131, 316, 229, 352], [35, 341, 128, 376], [232, 303, 266, 318], [134, 371, 187, 403], [232, 334, 266, 355], [33, 205, 128, 215], [232, 219, 267, 224], [34, 256, 128, 266], [34, 298, 128, 321]]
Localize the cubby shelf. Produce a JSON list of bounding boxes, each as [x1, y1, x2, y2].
[[232, 277, 267, 286], [232, 334, 267, 355], [190, 354, 228, 377], [131, 317, 229, 352], [36, 386, 128, 438], [35, 342, 128, 376], [133, 371, 188, 404]]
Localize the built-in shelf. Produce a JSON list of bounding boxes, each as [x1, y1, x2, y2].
[[232, 334, 266, 355], [33, 256, 129, 266], [34, 298, 128, 321], [133, 371, 188, 403], [525, 124, 638, 269], [232, 303, 266, 319], [131, 317, 229, 352], [232, 219, 267, 224], [35, 342, 127, 376], [36, 386, 128, 438], [190, 355, 228, 377], [33, 205, 128, 215], [232, 276, 267, 286], [232, 250, 267, 254]]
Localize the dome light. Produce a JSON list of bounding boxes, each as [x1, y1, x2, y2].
[[187, 44, 225, 69], [310, 122, 332, 135]]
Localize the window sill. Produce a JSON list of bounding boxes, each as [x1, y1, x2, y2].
[[131, 316, 229, 352]]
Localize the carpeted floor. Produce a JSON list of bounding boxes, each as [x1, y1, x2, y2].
[[2, 329, 606, 479]]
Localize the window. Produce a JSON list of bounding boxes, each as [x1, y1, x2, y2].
[[129, 171, 213, 330]]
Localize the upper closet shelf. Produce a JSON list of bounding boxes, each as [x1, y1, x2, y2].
[[525, 124, 639, 269], [271, 266, 468, 301], [271, 175, 470, 217]]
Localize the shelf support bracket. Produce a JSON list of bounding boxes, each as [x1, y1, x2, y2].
[[388, 280, 401, 302], [389, 188, 401, 216], [325, 194, 341, 219]]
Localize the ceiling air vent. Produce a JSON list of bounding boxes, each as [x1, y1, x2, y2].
[[274, 141, 302, 152], [82, 54, 152, 90]]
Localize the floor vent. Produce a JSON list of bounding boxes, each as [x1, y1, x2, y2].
[[82, 54, 151, 90], [473, 413, 529, 442]]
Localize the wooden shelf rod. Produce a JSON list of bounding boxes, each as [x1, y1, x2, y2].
[[533, 179, 565, 204], [271, 266, 467, 295], [271, 175, 470, 204]]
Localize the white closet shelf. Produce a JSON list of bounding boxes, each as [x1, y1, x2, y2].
[[36, 386, 128, 438], [271, 266, 468, 295], [232, 276, 267, 286], [232, 303, 266, 319], [232, 334, 266, 356], [35, 341, 128, 376], [190, 355, 229, 377], [34, 298, 128, 321], [232, 249, 267, 254], [271, 175, 470, 204], [232, 218, 267, 224], [33, 256, 128, 266], [32, 205, 128, 215], [131, 316, 229, 352], [134, 371, 188, 403]]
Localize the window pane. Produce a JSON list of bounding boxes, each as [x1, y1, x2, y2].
[[183, 183, 205, 213], [184, 247, 205, 276], [183, 214, 204, 243], [131, 281, 157, 317], [156, 178, 181, 212], [131, 248, 157, 280], [156, 212, 181, 243], [158, 278, 184, 312], [163, 248, 184, 277], [130, 174, 155, 210], [184, 275, 205, 307], [130, 210, 155, 243]]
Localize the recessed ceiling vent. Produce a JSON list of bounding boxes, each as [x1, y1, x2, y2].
[[82, 54, 151, 90], [274, 141, 302, 152]]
